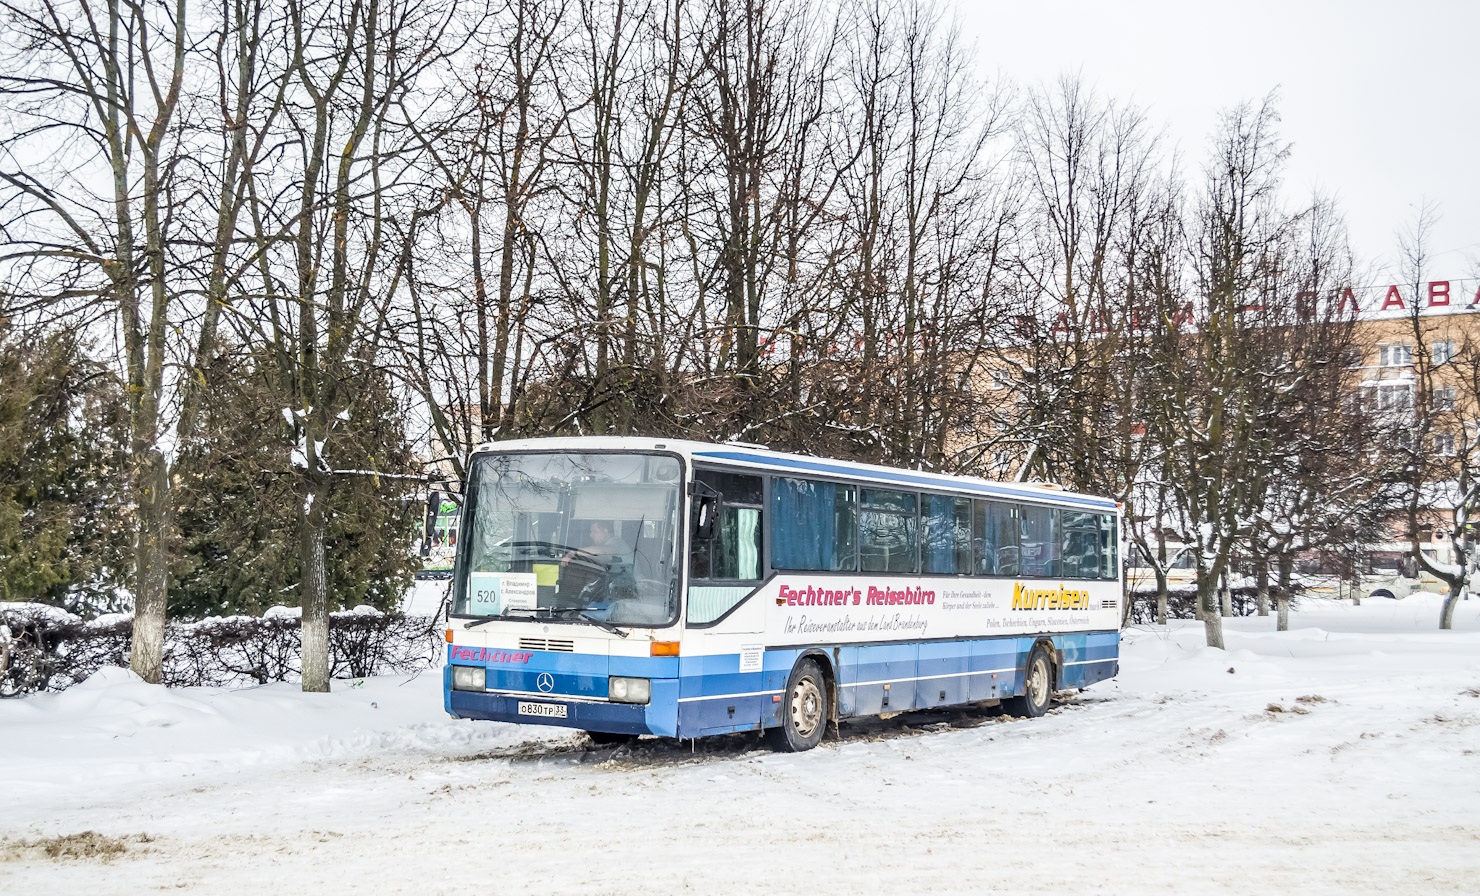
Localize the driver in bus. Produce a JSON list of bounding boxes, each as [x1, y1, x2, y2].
[[559, 520, 637, 604], [564, 520, 632, 565]]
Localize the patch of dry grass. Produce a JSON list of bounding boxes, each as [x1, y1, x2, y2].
[[0, 831, 151, 863]]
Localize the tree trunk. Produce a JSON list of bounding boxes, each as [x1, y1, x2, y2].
[[1199, 579, 1225, 648], [1155, 570, 1169, 626], [1440, 582, 1463, 630], [128, 448, 172, 683], [1276, 554, 1294, 633], [1256, 562, 1270, 617], [299, 479, 331, 692], [1219, 572, 1232, 618]]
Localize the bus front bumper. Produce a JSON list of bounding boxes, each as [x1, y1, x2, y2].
[[447, 687, 676, 737]]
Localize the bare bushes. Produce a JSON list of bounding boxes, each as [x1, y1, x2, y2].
[[0, 604, 441, 696], [1124, 587, 1303, 625]]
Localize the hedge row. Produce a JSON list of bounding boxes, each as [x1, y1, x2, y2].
[[0, 604, 443, 696], [1124, 587, 1300, 625]]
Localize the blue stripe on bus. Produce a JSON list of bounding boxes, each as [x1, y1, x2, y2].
[[669, 632, 1120, 737], [446, 631, 1120, 739], [691, 451, 1118, 510]]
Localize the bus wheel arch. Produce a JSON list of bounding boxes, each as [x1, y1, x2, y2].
[[806, 648, 838, 723], [766, 653, 832, 752], [1007, 640, 1056, 718]]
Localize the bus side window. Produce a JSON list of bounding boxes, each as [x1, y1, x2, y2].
[[860, 488, 919, 573], [1060, 511, 1100, 579], [715, 507, 762, 580], [771, 478, 857, 571], [688, 470, 765, 625], [1020, 505, 1060, 577], [924, 495, 972, 575], [690, 470, 763, 581], [977, 500, 1019, 576], [1100, 514, 1119, 580]]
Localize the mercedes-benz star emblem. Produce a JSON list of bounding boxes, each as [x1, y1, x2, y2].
[[536, 672, 555, 693]]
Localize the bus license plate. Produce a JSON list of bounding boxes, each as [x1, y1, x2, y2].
[[518, 701, 567, 719]]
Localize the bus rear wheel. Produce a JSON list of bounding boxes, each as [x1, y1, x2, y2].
[[767, 658, 828, 752], [1006, 644, 1053, 718]]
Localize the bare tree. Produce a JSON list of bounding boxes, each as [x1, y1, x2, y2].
[[236, 0, 456, 690], [0, 0, 283, 680], [391, 0, 571, 474], [1386, 201, 1480, 630], [1143, 94, 1352, 649], [988, 75, 1162, 504], [1240, 196, 1372, 630]]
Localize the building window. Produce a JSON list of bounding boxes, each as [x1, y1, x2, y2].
[[1378, 343, 1413, 367], [1434, 433, 1457, 456], [1370, 383, 1414, 414], [1432, 341, 1457, 366], [1433, 386, 1457, 412]]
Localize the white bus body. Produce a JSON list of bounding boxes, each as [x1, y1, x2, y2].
[[1299, 542, 1455, 601], [443, 438, 1123, 751], [1125, 542, 1197, 593]]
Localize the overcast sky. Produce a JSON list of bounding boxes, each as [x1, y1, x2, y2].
[[953, 0, 1478, 285]]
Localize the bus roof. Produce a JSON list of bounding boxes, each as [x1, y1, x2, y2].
[[468, 436, 1119, 512]]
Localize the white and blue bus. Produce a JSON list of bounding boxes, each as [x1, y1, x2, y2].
[[444, 437, 1122, 752]]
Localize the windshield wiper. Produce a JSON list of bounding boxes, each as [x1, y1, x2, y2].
[[464, 607, 628, 638], [463, 613, 525, 630], [463, 606, 547, 629], [568, 610, 629, 637]]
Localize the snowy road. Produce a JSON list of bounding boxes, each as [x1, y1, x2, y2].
[[3, 597, 1479, 895]]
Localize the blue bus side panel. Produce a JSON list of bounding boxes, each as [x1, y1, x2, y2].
[[829, 633, 1119, 718], [677, 652, 762, 737], [916, 641, 969, 708], [673, 648, 816, 737], [1053, 631, 1120, 689], [968, 638, 1020, 702], [836, 642, 919, 716]]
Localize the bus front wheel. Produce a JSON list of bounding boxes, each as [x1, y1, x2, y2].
[[767, 658, 828, 752], [1006, 644, 1053, 718]]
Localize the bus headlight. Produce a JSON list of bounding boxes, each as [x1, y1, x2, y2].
[[608, 676, 651, 705], [452, 665, 486, 691]]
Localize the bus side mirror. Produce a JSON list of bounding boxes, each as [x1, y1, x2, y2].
[[690, 481, 720, 540]]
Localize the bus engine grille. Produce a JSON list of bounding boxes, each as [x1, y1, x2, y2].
[[518, 637, 575, 653]]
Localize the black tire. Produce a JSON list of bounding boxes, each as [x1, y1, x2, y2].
[[585, 730, 638, 746], [766, 658, 829, 752], [1005, 644, 1054, 718]]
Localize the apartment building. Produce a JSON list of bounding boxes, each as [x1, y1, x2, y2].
[[1349, 277, 1480, 541]]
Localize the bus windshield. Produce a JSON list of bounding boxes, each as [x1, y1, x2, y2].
[[453, 452, 683, 627]]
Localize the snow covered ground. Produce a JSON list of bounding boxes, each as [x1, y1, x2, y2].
[[3, 595, 1478, 895]]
